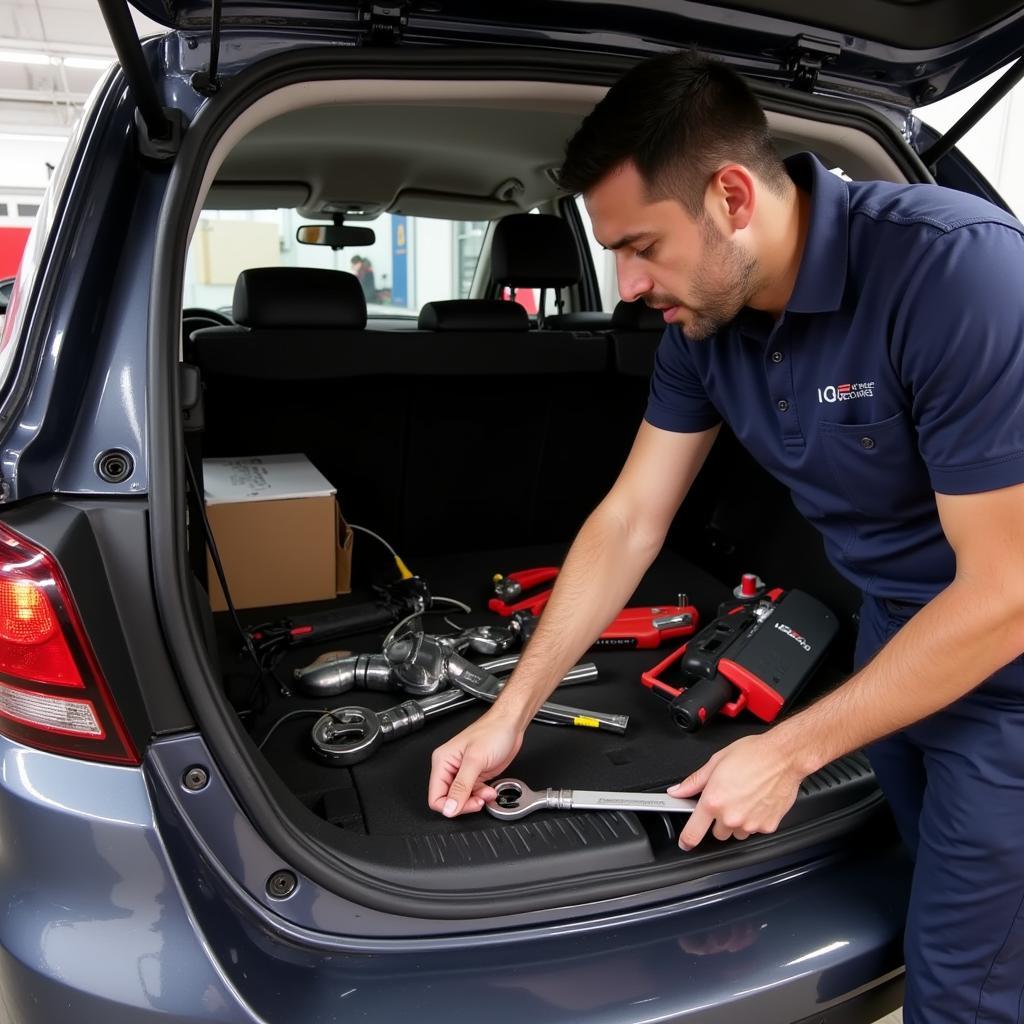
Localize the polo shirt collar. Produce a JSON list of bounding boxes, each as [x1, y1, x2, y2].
[[783, 152, 850, 315]]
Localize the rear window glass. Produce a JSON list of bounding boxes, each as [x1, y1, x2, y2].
[[184, 211, 488, 316]]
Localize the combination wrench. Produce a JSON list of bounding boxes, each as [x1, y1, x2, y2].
[[484, 778, 698, 820], [310, 661, 598, 765]]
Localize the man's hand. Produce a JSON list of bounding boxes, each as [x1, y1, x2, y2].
[[667, 733, 805, 850], [429, 712, 523, 818]]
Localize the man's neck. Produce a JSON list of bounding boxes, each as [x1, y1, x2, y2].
[[747, 182, 812, 319]]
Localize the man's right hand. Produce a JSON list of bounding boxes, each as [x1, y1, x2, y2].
[[429, 712, 523, 817]]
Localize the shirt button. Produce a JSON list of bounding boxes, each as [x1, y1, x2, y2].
[[860, 436, 875, 449], [777, 399, 789, 412], [770, 351, 783, 363]]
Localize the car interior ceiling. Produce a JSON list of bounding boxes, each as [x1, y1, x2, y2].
[[179, 81, 896, 879]]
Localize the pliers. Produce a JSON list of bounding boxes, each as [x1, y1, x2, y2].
[[489, 567, 699, 649], [488, 567, 559, 616]]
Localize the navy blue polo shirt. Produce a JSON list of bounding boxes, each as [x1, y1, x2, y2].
[[645, 153, 1024, 602]]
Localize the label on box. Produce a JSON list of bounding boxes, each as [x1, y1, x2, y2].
[[203, 454, 336, 505]]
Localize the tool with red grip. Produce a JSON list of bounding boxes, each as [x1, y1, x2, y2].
[[490, 568, 699, 648], [488, 567, 560, 616], [641, 581, 838, 731], [513, 601, 699, 650]]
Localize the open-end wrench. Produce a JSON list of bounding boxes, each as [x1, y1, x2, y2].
[[311, 662, 599, 765], [484, 778, 698, 820]]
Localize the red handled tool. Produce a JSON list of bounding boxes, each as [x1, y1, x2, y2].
[[594, 602, 698, 650], [494, 566, 700, 649], [488, 567, 559, 616], [641, 579, 837, 731]]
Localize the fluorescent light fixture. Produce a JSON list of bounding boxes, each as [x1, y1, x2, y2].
[[63, 56, 112, 70], [0, 50, 53, 66], [0, 133, 69, 143]]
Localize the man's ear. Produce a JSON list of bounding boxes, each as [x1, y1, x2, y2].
[[705, 164, 755, 234]]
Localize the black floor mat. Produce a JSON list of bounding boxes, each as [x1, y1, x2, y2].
[[219, 542, 850, 838]]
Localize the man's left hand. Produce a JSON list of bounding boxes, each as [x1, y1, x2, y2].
[[668, 733, 806, 850]]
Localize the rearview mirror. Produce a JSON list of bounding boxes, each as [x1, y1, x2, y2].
[[296, 224, 376, 248]]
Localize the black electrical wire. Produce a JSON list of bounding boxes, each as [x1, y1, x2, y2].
[[184, 447, 263, 679], [256, 708, 324, 750]]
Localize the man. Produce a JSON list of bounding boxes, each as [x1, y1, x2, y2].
[[428, 51, 1024, 1021], [349, 254, 377, 303]]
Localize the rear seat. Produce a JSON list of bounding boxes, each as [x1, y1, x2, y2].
[[189, 267, 654, 558]]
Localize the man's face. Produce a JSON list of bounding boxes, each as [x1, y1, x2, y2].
[[585, 161, 758, 340]]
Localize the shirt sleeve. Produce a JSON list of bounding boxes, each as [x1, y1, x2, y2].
[[893, 222, 1024, 494], [644, 325, 722, 433]]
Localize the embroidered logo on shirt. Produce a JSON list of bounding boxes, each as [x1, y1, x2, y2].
[[817, 381, 875, 403]]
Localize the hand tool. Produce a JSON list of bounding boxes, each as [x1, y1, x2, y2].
[[513, 598, 699, 651], [487, 567, 559, 616], [383, 631, 629, 733], [484, 778, 697, 820], [641, 581, 838, 731], [248, 576, 431, 660], [488, 569, 698, 648], [293, 641, 559, 698], [436, 622, 521, 656], [310, 662, 599, 766]]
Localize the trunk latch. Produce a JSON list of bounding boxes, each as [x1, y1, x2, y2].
[[784, 35, 841, 92], [360, 2, 409, 45]]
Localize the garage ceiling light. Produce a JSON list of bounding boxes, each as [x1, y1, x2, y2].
[[63, 56, 113, 70], [0, 50, 53, 65]]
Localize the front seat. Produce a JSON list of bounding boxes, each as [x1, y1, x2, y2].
[[490, 213, 612, 330]]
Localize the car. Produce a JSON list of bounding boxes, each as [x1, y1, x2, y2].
[[1, 1, 1021, 1021]]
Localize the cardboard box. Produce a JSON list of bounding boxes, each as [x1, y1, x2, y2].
[[203, 454, 353, 612]]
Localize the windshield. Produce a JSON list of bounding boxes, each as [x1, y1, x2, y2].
[[184, 210, 488, 316]]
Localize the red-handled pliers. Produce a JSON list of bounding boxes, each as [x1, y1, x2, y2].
[[488, 567, 559, 616]]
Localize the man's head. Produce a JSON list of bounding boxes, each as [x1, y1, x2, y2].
[[349, 254, 364, 269], [560, 51, 792, 338]]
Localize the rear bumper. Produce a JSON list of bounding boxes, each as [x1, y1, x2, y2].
[[0, 733, 910, 1024], [0, 736, 254, 1023]]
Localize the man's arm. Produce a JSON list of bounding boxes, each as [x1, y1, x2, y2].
[[428, 419, 720, 817], [672, 481, 1024, 849]]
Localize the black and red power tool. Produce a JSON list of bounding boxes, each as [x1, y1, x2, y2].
[[641, 576, 838, 731]]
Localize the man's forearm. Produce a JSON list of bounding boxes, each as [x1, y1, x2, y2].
[[488, 503, 664, 731], [771, 576, 1024, 774]]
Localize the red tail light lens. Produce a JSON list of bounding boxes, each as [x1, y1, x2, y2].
[[0, 523, 139, 765]]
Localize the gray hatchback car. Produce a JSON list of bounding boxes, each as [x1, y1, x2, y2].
[[1, 2, 1022, 1021]]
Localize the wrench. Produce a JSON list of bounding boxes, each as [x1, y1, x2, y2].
[[311, 662, 599, 765], [484, 778, 698, 820], [383, 632, 629, 734]]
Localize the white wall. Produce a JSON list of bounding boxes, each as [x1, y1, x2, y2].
[[916, 66, 1024, 215]]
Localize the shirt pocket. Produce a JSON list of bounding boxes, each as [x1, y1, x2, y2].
[[817, 409, 932, 519]]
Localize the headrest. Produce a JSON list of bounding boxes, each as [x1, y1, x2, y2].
[[611, 299, 666, 331], [233, 268, 367, 329], [418, 299, 530, 332], [491, 213, 581, 288]]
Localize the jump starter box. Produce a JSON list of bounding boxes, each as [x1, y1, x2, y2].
[[641, 584, 838, 731]]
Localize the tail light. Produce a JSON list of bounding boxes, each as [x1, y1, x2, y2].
[[0, 522, 139, 765]]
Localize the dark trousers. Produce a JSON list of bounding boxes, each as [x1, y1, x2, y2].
[[856, 596, 1024, 1023]]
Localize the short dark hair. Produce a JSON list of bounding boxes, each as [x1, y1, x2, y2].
[[559, 51, 788, 213]]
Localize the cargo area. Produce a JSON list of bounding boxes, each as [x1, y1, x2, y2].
[[185, 294, 879, 887]]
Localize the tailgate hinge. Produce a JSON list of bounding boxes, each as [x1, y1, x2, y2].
[[359, 2, 409, 46], [784, 35, 841, 92]]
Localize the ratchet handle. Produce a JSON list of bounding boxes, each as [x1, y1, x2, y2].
[[670, 674, 735, 733]]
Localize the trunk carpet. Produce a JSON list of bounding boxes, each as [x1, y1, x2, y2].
[[218, 542, 852, 837]]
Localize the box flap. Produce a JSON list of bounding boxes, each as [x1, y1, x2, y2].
[[203, 454, 336, 505]]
